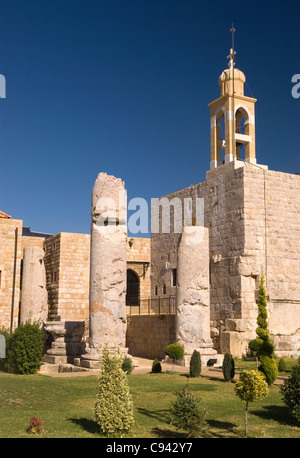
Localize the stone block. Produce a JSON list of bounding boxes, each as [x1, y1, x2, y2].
[[225, 318, 246, 332]]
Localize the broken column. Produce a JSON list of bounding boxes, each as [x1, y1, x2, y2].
[[176, 226, 220, 365], [20, 246, 48, 323], [81, 172, 127, 368]]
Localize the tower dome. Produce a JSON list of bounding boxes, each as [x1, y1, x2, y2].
[[219, 68, 246, 96]]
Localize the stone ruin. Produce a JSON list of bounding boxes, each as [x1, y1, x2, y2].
[[20, 246, 48, 324], [80, 172, 128, 369], [42, 172, 130, 372], [175, 226, 222, 365], [39, 171, 223, 373]]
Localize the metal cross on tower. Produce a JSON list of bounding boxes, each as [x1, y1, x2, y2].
[[227, 23, 236, 70]]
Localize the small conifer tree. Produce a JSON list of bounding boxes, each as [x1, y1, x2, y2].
[[280, 364, 300, 424], [152, 358, 162, 373], [189, 350, 201, 377], [170, 385, 206, 437], [94, 348, 134, 437], [278, 358, 287, 373], [121, 356, 133, 374], [222, 352, 235, 381]]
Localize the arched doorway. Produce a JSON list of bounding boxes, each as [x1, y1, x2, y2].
[[126, 269, 140, 306]]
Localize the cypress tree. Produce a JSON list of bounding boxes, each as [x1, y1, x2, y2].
[[189, 350, 201, 377], [248, 274, 278, 384], [222, 352, 235, 381]]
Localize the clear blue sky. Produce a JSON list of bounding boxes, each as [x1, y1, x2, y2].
[[0, 0, 299, 236]]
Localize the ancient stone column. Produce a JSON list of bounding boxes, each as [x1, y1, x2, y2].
[[81, 172, 127, 368], [176, 226, 219, 365], [20, 246, 48, 323]]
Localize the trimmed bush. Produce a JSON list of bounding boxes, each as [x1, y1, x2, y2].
[[222, 352, 235, 381], [165, 344, 184, 372], [152, 359, 162, 373], [259, 355, 278, 385], [248, 274, 277, 383], [6, 321, 43, 374], [281, 364, 300, 424], [278, 358, 287, 372], [189, 350, 201, 378], [121, 356, 133, 374], [94, 348, 134, 437], [165, 344, 184, 361], [234, 370, 269, 436]]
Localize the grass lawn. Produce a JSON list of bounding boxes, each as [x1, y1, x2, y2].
[[0, 369, 299, 438]]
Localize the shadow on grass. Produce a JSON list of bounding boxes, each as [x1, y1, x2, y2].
[[205, 419, 239, 438], [137, 407, 170, 424], [179, 374, 218, 391], [152, 419, 239, 439], [151, 427, 186, 438], [138, 407, 239, 439], [69, 417, 100, 435], [251, 404, 294, 426], [135, 408, 183, 439]]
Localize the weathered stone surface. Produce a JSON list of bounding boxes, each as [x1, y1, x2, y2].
[[176, 226, 217, 362], [151, 163, 300, 358], [20, 246, 48, 323], [82, 173, 127, 366], [43, 320, 85, 364]]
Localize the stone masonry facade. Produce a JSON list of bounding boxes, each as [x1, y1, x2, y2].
[[0, 218, 151, 333], [151, 162, 300, 357]]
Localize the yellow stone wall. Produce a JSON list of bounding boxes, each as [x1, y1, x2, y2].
[[0, 218, 23, 329], [126, 315, 175, 360]]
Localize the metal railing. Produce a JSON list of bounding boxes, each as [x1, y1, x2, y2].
[[126, 296, 176, 316]]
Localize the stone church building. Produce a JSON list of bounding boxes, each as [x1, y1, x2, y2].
[[0, 50, 299, 365]]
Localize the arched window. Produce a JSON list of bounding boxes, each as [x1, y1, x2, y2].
[[235, 106, 250, 160], [216, 108, 226, 164], [126, 269, 140, 306]]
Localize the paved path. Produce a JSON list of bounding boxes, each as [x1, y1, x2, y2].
[[40, 356, 287, 384]]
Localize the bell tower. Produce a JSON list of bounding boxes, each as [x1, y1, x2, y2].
[[208, 28, 257, 169]]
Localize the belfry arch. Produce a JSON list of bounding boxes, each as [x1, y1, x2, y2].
[[235, 105, 250, 160]]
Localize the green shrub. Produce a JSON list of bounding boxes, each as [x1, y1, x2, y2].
[[259, 355, 278, 385], [222, 352, 235, 381], [6, 321, 43, 374], [121, 356, 133, 374], [94, 348, 134, 437], [152, 359, 162, 373], [170, 385, 206, 437], [234, 370, 269, 436], [278, 358, 287, 372], [165, 344, 184, 361], [189, 350, 201, 378], [248, 275, 277, 383], [281, 364, 300, 425], [165, 344, 184, 372]]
